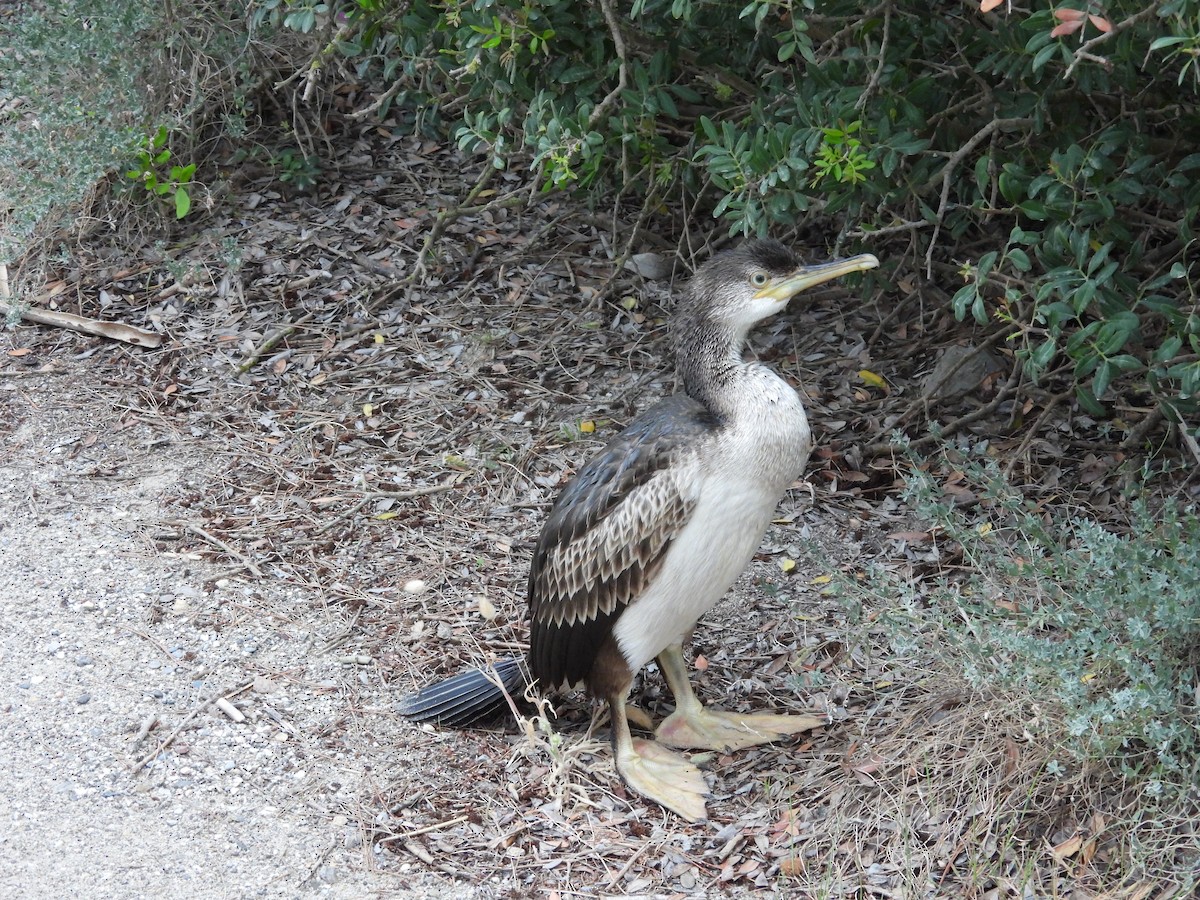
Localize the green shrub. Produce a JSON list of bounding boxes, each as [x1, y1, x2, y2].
[[124, 126, 198, 219], [0, 0, 158, 261], [259, 0, 1200, 427], [7, 1, 1200, 431], [0, 0, 255, 265], [895, 453, 1200, 795]]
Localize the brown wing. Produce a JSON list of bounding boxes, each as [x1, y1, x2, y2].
[[527, 394, 716, 691]]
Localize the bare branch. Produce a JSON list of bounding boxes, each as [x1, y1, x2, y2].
[[589, 0, 630, 131], [1064, 6, 1161, 80], [856, 3, 892, 112], [924, 117, 1032, 276]]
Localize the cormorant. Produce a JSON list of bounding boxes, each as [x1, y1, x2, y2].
[[401, 239, 879, 821]]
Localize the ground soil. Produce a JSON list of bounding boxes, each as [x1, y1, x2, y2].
[[3, 103, 1197, 898], [0, 374, 471, 898], [1, 320, 884, 898]]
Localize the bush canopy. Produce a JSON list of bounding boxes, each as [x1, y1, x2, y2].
[[307, 0, 1200, 429]]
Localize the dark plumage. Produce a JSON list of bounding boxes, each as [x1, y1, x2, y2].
[[528, 394, 714, 691], [396, 658, 525, 727], [400, 239, 878, 820]]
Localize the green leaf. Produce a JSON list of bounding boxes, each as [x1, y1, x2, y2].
[[882, 150, 898, 177], [971, 293, 987, 325], [951, 283, 976, 321], [657, 89, 679, 118], [974, 155, 991, 198], [1155, 336, 1183, 364], [1150, 35, 1191, 52], [1109, 354, 1143, 373], [888, 133, 929, 155], [669, 84, 702, 103], [1032, 41, 1060, 73], [1019, 200, 1048, 221], [1092, 360, 1114, 400], [175, 187, 191, 218], [1007, 248, 1031, 272], [1086, 242, 1113, 276], [1030, 338, 1057, 371], [998, 167, 1027, 203], [556, 64, 591, 83], [1075, 385, 1106, 416], [1072, 280, 1097, 314]]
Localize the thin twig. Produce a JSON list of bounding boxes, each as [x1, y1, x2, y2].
[[864, 366, 1023, 457], [1064, 6, 1160, 80], [1002, 390, 1072, 478], [589, 0, 630, 131], [237, 311, 315, 373], [173, 521, 264, 577], [1162, 400, 1200, 468], [847, 217, 936, 241], [1120, 404, 1165, 452], [919, 333, 1012, 403], [118, 625, 182, 664], [403, 165, 500, 304], [131, 715, 158, 749], [593, 183, 666, 307], [349, 76, 406, 120], [314, 482, 458, 535], [856, 3, 891, 112], [924, 117, 1032, 276], [130, 681, 254, 774], [379, 815, 470, 843], [608, 842, 653, 887]]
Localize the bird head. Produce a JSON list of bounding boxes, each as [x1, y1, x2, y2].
[[681, 239, 880, 336]]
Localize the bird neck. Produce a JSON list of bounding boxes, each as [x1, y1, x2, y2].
[[674, 317, 755, 421]]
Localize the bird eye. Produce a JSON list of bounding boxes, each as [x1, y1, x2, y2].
[[750, 272, 768, 287]]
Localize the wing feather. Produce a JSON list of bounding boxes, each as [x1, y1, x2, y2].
[[528, 395, 716, 691]]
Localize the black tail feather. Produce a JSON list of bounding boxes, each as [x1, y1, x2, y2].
[[398, 657, 527, 727]]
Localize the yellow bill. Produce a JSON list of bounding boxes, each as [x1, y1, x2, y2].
[[755, 253, 879, 302]]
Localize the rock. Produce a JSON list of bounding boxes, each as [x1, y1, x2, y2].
[[624, 252, 673, 280], [923, 344, 1005, 400]]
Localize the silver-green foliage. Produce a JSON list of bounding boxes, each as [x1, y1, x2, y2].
[[0, 0, 157, 261], [903, 457, 1199, 794]]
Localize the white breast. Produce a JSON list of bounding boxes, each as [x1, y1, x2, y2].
[[612, 366, 811, 673]]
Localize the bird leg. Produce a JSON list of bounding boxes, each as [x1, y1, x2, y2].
[[609, 692, 709, 822], [623, 703, 656, 732], [654, 644, 826, 752]]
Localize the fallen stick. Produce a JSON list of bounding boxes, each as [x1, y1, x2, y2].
[[131, 715, 159, 748], [130, 681, 254, 774], [237, 310, 315, 373], [171, 521, 265, 578], [314, 482, 457, 535], [0, 273, 163, 348], [382, 815, 469, 842]]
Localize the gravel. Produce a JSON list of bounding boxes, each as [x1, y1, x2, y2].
[[0, 377, 467, 899]]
